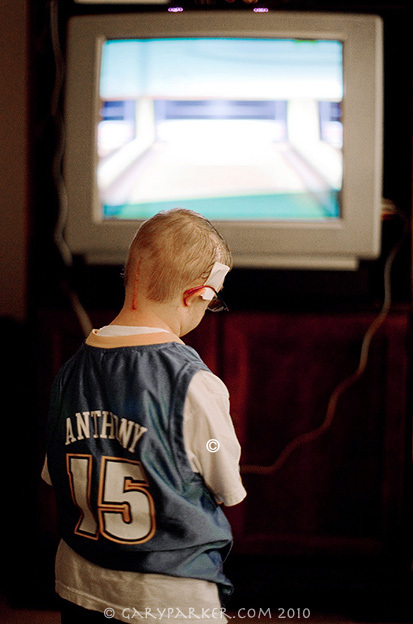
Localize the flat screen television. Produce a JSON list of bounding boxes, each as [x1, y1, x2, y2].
[[63, 10, 383, 269]]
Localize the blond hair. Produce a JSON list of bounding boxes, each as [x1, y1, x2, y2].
[[124, 208, 232, 303]]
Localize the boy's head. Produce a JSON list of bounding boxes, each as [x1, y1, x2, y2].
[[124, 208, 232, 306]]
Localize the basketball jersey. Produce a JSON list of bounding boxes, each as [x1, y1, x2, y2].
[[45, 338, 234, 602]]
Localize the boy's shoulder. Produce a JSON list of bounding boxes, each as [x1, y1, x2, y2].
[[58, 334, 210, 378]]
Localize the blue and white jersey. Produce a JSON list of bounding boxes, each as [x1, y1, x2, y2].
[[45, 331, 234, 601]]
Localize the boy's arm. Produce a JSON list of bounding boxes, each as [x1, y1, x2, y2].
[[183, 370, 247, 507]]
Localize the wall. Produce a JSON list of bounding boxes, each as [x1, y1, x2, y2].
[[0, 0, 30, 322]]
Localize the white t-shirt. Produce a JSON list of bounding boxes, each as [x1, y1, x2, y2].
[[42, 326, 246, 622]]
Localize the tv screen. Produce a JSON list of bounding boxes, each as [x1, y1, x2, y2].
[[63, 11, 383, 269], [98, 37, 343, 223]]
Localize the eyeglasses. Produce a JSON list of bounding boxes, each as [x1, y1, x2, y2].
[[184, 285, 229, 313]]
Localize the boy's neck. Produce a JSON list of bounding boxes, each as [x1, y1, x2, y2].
[[110, 304, 180, 337]]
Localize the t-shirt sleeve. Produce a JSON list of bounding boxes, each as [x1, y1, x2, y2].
[[183, 370, 247, 507], [41, 456, 52, 485]]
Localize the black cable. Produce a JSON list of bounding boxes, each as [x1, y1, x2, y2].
[[49, 0, 93, 337]]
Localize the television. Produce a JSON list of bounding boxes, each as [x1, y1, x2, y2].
[[63, 10, 383, 270]]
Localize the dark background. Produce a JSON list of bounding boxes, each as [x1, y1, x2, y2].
[[1, 0, 413, 620]]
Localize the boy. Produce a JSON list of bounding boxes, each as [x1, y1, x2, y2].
[[42, 208, 246, 623]]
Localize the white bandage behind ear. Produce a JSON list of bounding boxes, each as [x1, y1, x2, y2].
[[201, 262, 230, 301]]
